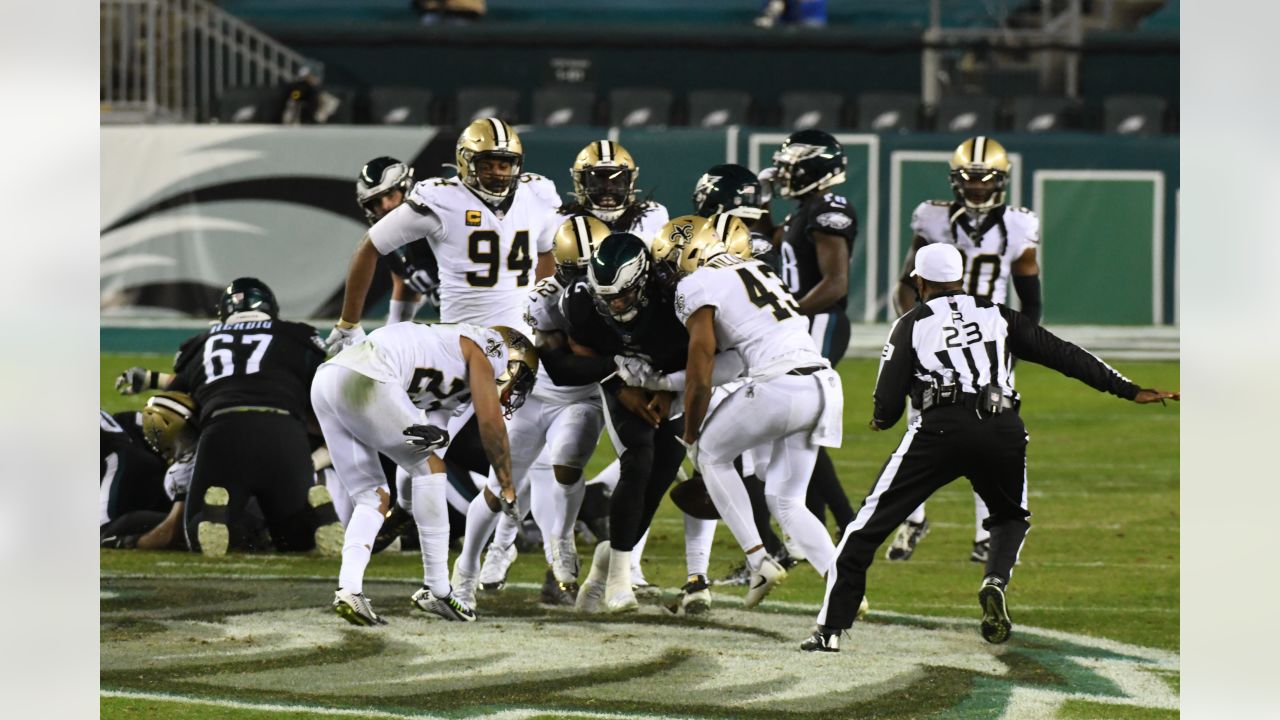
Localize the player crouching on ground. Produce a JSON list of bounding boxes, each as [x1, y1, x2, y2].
[[99, 397, 197, 551], [314, 322, 536, 626], [800, 244, 1178, 652]]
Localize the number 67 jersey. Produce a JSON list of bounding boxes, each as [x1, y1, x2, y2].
[[170, 314, 326, 426], [674, 254, 828, 379], [368, 173, 563, 330]]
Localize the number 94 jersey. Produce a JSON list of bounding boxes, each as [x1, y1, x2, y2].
[[368, 173, 563, 330], [170, 317, 326, 425], [674, 255, 826, 378], [910, 201, 1039, 304]]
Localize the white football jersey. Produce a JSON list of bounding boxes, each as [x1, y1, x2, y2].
[[910, 202, 1040, 304], [545, 201, 670, 248], [324, 322, 507, 413], [523, 275, 597, 405], [369, 173, 562, 329], [674, 254, 826, 379]]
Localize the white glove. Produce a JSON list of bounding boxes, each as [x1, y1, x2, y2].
[[677, 436, 700, 470], [324, 323, 365, 354], [615, 356, 657, 388], [163, 457, 195, 500], [757, 166, 779, 205], [115, 367, 152, 395], [405, 268, 438, 298], [498, 493, 521, 524]]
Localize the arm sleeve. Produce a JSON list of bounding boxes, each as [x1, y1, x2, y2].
[[368, 201, 444, 255], [1011, 274, 1042, 325], [541, 345, 616, 387], [1000, 306, 1139, 399], [871, 313, 918, 429]]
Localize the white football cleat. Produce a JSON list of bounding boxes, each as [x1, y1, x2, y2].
[[411, 587, 477, 622], [479, 542, 517, 592], [744, 555, 787, 609], [333, 589, 386, 626], [575, 541, 612, 613], [551, 536, 579, 585], [450, 565, 479, 611]]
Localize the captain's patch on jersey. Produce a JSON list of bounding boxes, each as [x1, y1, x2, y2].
[[881, 342, 895, 361], [465, 210, 482, 226], [815, 211, 853, 230]]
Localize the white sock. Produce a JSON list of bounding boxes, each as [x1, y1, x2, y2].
[[387, 298, 425, 324], [590, 458, 621, 493], [973, 492, 991, 543], [701, 462, 764, 554], [631, 528, 649, 578], [457, 491, 500, 575], [395, 467, 413, 513], [339, 504, 384, 594], [323, 469, 353, 526], [607, 549, 632, 593], [492, 512, 520, 552], [529, 467, 559, 565], [907, 503, 926, 525], [411, 473, 451, 597], [768, 493, 835, 576], [684, 514, 716, 578], [556, 479, 587, 541], [584, 541, 611, 583], [746, 546, 766, 572]]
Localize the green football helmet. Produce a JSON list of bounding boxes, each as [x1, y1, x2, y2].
[[588, 232, 651, 324]]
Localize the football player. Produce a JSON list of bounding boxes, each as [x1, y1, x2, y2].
[[671, 218, 843, 605], [355, 156, 441, 323], [117, 278, 345, 557], [692, 163, 778, 269], [888, 136, 1042, 564], [466, 141, 670, 597], [99, 404, 184, 550], [314, 323, 536, 626], [452, 217, 615, 609], [768, 129, 858, 541]]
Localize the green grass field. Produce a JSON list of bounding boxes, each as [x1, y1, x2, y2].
[[100, 353, 1179, 719]]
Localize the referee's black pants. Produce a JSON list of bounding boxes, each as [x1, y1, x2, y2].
[[184, 411, 318, 553], [818, 406, 1031, 631], [602, 390, 686, 552]]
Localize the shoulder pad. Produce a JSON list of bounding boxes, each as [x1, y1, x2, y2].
[[519, 173, 562, 209], [928, 199, 951, 207], [1006, 205, 1035, 214]]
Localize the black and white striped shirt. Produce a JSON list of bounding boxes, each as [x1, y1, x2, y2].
[[872, 291, 1139, 429]]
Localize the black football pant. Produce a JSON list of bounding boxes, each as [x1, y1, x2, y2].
[[819, 406, 1031, 631], [805, 309, 855, 535], [184, 412, 318, 553], [602, 391, 686, 552], [100, 443, 170, 536]]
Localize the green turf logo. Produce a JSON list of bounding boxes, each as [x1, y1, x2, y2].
[[102, 576, 1178, 719]]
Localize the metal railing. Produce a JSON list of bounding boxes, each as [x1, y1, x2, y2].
[[101, 0, 322, 123]]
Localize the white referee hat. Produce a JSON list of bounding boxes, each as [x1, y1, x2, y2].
[[911, 244, 964, 283]]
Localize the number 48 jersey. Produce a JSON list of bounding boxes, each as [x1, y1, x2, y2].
[[368, 173, 563, 330], [171, 315, 326, 425], [674, 254, 826, 379], [910, 201, 1039, 304]]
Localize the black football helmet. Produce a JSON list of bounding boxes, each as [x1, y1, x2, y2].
[[692, 164, 764, 219], [356, 156, 414, 225], [217, 277, 279, 321], [588, 233, 651, 325], [771, 129, 847, 198]]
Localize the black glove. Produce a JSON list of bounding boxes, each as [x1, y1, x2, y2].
[[403, 424, 450, 451]]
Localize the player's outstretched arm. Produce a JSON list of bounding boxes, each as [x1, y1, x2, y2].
[[115, 367, 174, 395], [326, 234, 380, 352], [460, 337, 516, 511], [1133, 389, 1180, 404], [682, 306, 718, 445]]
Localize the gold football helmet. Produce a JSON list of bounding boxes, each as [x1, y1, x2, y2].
[[949, 136, 1010, 216], [552, 215, 612, 280], [571, 140, 638, 222], [677, 219, 732, 275], [141, 391, 199, 464], [706, 212, 753, 260], [457, 118, 524, 204], [650, 214, 710, 291], [490, 326, 539, 418]]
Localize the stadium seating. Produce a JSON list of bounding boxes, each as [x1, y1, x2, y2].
[[215, 86, 280, 124], [454, 87, 522, 126], [686, 90, 752, 128], [532, 86, 597, 127], [855, 93, 922, 133], [1010, 96, 1080, 133], [1103, 94, 1168, 135], [780, 92, 845, 131], [608, 88, 673, 128], [368, 86, 434, 125], [934, 95, 1000, 134]]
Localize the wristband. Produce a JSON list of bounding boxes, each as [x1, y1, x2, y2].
[[336, 318, 359, 330], [147, 370, 160, 389]]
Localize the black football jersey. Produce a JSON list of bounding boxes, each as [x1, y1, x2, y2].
[[562, 279, 689, 374], [170, 318, 325, 425], [385, 238, 440, 283], [101, 409, 136, 462], [778, 190, 858, 314]]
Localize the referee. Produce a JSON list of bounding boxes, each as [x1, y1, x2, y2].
[[801, 244, 1178, 652]]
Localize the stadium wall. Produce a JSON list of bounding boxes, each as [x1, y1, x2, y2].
[[101, 125, 1178, 327]]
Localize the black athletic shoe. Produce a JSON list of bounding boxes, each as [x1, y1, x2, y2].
[[978, 576, 1012, 644], [970, 539, 991, 563], [539, 568, 578, 606], [372, 505, 415, 554], [800, 626, 840, 653], [886, 518, 930, 561]]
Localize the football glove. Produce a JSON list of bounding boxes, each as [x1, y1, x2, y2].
[[404, 268, 439, 302], [115, 367, 153, 395], [324, 323, 365, 355], [403, 424, 451, 452], [498, 493, 521, 524], [756, 166, 779, 205], [615, 355, 657, 388], [163, 457, 195, 501]]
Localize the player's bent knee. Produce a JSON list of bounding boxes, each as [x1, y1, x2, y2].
[[350, 485, 390, 511], [482, 486, 501, 512], [553, 465, 582, 486]]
